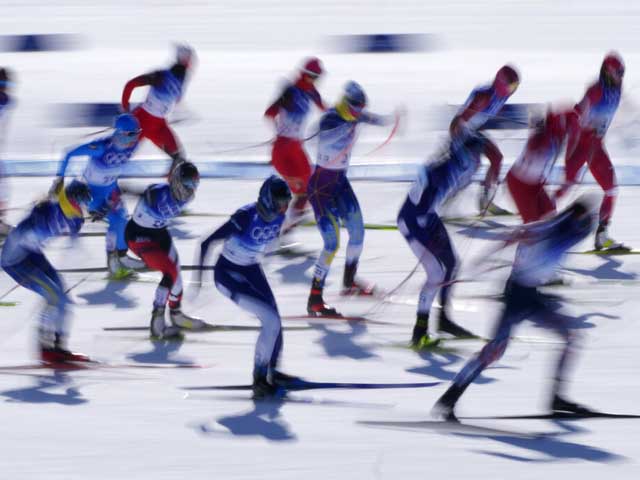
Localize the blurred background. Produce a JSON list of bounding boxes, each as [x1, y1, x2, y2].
[[1, 0, 640, 178]]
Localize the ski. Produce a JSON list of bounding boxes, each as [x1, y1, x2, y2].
[[358, 419, 531, 437], [0, 301, 18, 307], [103, 324, 312, 332], [282, 314, 392, 325], [58, 265, 214, 273], [0, 361, 209, 372], [574, 249, 640, 256], [462, 412, 640, 420], [183, 380, 441, 392]]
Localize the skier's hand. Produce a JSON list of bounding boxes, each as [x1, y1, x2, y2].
[[89, 203, 109, 222]]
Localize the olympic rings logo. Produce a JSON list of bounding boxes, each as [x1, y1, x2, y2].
[[250, 225, 281, 243], [104, 152, 130, 165]]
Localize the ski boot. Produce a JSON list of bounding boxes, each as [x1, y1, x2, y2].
[[432, 384, 464, 422], [595, 224, 630, 251], [169, 307, 209, 331], [307, 289, 340, 317], [108, 251, 142, 280], [252, 369, 283, 400], [150, 307, 183, 340], [40, 332, 91, 364], [272, 370, 302, 388], [486, 202, 512, 216], [341, 262, 376, 296], [410, 313, 440, 350], [551, 395, 596, 415], [437, 309, 476, 339]]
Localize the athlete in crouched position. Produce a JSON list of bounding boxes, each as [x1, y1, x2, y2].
[[433, 196, 598, 420], [125, 162, 205, 339], [198, 175, 294, 398], [1, 180, 92, 363], [54, 113, 145, 279], [398, 136, 488, 348]]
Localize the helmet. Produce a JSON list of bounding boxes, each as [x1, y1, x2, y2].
[[175, 43, 195, 68], [337, 81, 367, 120], [170, 161, 200, 202], [65, 179, 92, 206], [112, 113, 141, 150], [600, 51, 624, 86], [300, 57, 323, 79], [257, 175, 292, 221], [60, 179, 92, 218], [494, 64, 520, 98]]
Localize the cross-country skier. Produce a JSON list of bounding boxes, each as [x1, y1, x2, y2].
[[54, 113, 145, 279], [556, 52, 626, 251], [1, 180, 92, 363], [397, 136, 490, 348], [264, 57, 326, 235], [433, 196, 598, 420], [450, 65, 520, 214], [0, 67, 14, 237], [121, 44, 195, 173], [506, 107, 576, 223], [125, 161, 205, 339], [306, 81, 394, 316], [197, 175, 293, 398]]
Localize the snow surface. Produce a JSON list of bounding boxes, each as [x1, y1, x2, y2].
[[1, 178, 640, 479], [2, 1, 640, 478]]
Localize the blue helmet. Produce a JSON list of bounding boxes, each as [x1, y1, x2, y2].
[[344, 81, 366, 111], [113, 113, 141, 150], [337, 81, 367, 120], [257, 175, 292, 221]]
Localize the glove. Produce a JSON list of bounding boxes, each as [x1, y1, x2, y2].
[[89, 203, 109, 222], [49, 177, 64, 197]]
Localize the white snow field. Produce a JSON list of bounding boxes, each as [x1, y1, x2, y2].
[[2, 0, 640, 478], [1, 178, 640, 479]]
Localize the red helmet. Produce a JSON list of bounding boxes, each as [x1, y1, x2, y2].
[[494, 64, 520, 97], [300, 57, 323, 79], [601, 51, 624, 86]]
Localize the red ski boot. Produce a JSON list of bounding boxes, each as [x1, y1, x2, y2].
[[40, 345, 91, 364], [341, 262, 376, 296], [307, 288, 340, 317]]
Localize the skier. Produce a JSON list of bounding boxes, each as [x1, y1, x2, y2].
[[306, 81, 394, 316], [125, 161, 205, 339], [449, 65, 520, 214], [121, 44, 195, 173], [556, 52, 626, 251], [54, 113, 145, 279], [397, 136, 489, 348], [264, 57, 326, 235], [0, 67, 14, 237], [197, 175, 293, 398], [1, 180, 92, 363], [506, 107, 576, 223], [433, 196, 598, 420]]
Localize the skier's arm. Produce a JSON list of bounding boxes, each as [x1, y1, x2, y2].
[[199, 211, 249, 266], [56, 143, 98, 178], [359, 110, 394, 127], [121, 72, 159, 112]]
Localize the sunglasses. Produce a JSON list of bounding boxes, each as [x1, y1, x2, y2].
[[120, 130, 141, 137]]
